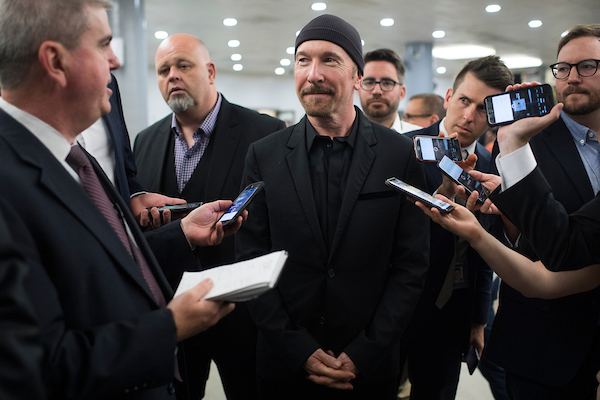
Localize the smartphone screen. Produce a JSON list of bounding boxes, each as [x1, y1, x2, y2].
[[437, 156, 491, 204], [485, 84, 555, 126], [413, 136, 462, 162], [385, 177, 454, 214], [218, 181, 264, 225]]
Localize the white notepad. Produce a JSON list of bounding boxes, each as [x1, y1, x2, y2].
[[174, 250, 288, 302]]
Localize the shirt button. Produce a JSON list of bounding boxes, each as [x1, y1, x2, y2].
[[580, 139, 585, 144], [327, 268, 335, 278], [588, 132, 594, 138], [327, 143, 332, 148], [319, 316, 326, 325], [186, 154, 192, 159]]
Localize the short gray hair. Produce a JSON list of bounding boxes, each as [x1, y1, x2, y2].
[[0, 0, 112, 90]]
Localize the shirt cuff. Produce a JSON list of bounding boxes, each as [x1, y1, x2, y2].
[[130, 191, 149, 199], [495, 144, 537, 191]]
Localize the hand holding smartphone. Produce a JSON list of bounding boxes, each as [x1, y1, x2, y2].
[[218, 181, 264, 226], [385, 177, 454, 214], [437, 156, 491, 204], [147, 202, 204, 214], [413, 135, 462, 162], [485, 83, 555, 127]]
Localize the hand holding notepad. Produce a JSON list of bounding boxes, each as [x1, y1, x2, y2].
[[174, 251, 288, 302]]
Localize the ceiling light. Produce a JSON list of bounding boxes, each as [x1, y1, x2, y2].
[[433, 44, 496, 60], [380, 18, 394, 27], [311, 2, 326, 11], [561, 30, 570, 37], [501, 55, 543, 69], [231, 54, 242, 61], [485, 4, 501, 13], [233, 64, 243, 71], [296, 30, 301, 37], [361, 40, 365, 46], [432, 30, 445, 39], [223, 18, 237, 27], [528, 20, 542, 28], [436, 67, 447, 74], [228, 40, 240, 48], [286, 47, 295, 55], [275, 68, 285, 75], [280, 59, 291, 66], [155, 31, 168, 39]]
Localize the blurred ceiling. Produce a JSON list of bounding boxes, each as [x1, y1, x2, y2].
[[144, 0, 600, 80]]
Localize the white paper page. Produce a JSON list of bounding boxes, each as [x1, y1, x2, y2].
[[174, 251, 288, 300]]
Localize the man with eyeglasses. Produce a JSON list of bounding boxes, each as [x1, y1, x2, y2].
[[358, 49, 422, 133], [484, 24, 600, 400], [403, 93, 446, 128]]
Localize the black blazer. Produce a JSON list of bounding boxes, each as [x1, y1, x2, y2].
[[236, 110, 430, 382], [0, 109, 183, 399], [494, 166, 600, 270], [404, 123, 492, 349], [487, 116, 600, 386], [134, 96, 286, 270]]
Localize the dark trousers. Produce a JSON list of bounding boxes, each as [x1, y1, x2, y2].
[[257, 375, 398, 400]]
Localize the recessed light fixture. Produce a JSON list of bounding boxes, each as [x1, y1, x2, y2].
[[280, 59, 291, 66], [485, 4, 501, 13], [155, 31, 168, 39], [231, 54, 242, 61], [528, 20, 542, 28], [380, 18, 394, 27], [286, 47, 295, 55], [432, 30, 445, 39], [433, 44, 496, 60], [501, 55, 543, 69], [275, 67, 286, 75], [561, 30, 570, 37], [223, 18, 237, 27], [228, 40, 240, 48], [436, 67, 447, 74], [233, 64, 243, 71], [311, 2, 326, 11]]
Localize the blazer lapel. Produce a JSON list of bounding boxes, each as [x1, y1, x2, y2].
[[542, 118, 595, 202], [285, 118, 328, 259], [202, 97, 239, 200], [1, 117, 159, 304], [329, 112, 375, 261]]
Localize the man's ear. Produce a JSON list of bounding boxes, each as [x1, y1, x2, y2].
[[207, 62, 216, 84], [444, 88, 452, 111], [38, 41, 68, 87]]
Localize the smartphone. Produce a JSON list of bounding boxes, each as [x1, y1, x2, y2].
[[437, 156, 491, 204], [413, 135, 462, 162], [218, 181, 265, 226], [463, 344, 480, 375], [485, 83, 555, 127], [385, 177, 454, 214], [147, 201, 204, 214]]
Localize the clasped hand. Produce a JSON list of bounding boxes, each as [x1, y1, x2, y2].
[[304, 349, 357, 390]]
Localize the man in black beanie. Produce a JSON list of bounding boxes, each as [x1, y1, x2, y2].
[[236, 14, 429, 399]]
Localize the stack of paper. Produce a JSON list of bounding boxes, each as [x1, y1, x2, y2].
[[174, 250, 288, 302]]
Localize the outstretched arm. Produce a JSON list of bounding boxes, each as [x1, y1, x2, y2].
[[414, 196, 600, 299]]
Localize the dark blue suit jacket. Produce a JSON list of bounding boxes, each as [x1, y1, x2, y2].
[[103, 76, 145, 206], [404, 123, 492, 352], [0, 108, 185, 399]]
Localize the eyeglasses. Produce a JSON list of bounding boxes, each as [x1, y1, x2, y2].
[[403, 113, 432, 120], [549, 59, 600, 80], [360, 78, 399, 92]]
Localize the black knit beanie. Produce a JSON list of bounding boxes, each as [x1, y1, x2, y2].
[[295, 14, 364, 75]]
